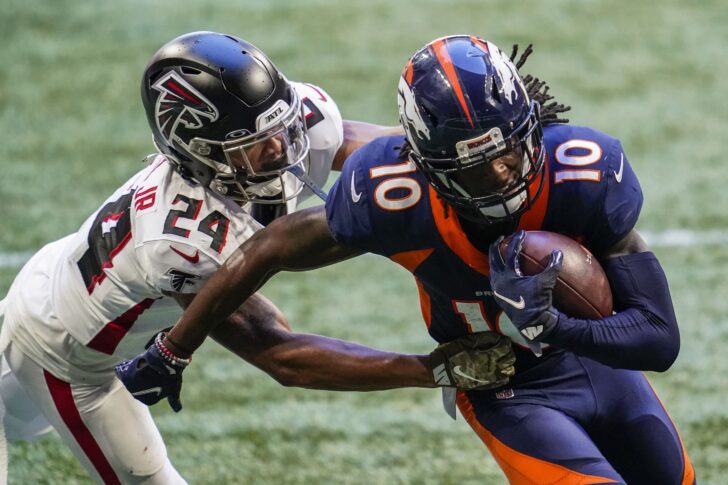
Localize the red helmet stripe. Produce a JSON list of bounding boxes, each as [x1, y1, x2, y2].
[[430, 39, 475, 128], [166, 80, 204, 104]]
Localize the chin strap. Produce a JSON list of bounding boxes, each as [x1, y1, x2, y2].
[[287, 164, 328, 202]]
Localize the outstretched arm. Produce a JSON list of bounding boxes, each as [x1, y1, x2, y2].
[[117, 205, 516, 408], [166, 205, 358, 356], [208, 293, 435, 391]]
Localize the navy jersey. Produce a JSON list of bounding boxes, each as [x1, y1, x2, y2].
[[325, 125, 643, 370]]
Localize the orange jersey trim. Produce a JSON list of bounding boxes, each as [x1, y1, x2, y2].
[[389, 250, 434, 329], [414, 277, 432, 329], [430, 39, 475, 128], [429, 160, 551, 275], [456, 392, 619, 485], [516, 156, 551, 232], [430, 187, 490, 276], [390, 248, 434, 273]]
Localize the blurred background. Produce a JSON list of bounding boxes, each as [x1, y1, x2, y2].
[[2, 0, 727, 483]]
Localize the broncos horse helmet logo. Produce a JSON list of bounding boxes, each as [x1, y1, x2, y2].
[[152, 71, 219, 145], [397, 76, 431, 149]]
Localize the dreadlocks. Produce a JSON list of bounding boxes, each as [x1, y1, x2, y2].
[[510, 44, 571, 125]]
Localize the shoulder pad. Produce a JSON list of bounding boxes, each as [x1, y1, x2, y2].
[[291, 82, 343, 152], [326, 136, 436, 255], [543, 125, 643, 252]]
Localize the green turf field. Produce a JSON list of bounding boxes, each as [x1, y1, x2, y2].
[[2, 0, 728, 483]]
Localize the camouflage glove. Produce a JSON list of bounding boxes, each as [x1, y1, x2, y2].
[[429, 332, 516, 390]]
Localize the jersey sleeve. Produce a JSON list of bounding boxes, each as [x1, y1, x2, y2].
[[325, 139, 385, 254], [294, 82, 344, 154], [585, 139, 644, 253], [291, 82, 343, 205]]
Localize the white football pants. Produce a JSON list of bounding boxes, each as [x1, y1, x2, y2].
[[1, 342, 186, 484]]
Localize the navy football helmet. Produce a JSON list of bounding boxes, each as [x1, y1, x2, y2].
[[398, 35, 545, 224], [141, 31, 309, 203]]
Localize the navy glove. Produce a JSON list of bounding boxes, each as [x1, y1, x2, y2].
[[488, 230, 563, 350], [115, 333, 188, 412]]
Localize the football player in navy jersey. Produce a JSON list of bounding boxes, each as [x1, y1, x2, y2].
[[119, 36, 695, 483]]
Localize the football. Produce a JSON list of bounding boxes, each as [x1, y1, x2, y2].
[[499, 231, 613, 318]]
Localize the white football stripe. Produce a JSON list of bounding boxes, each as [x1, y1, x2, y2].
[[1, 229, 728, 269]]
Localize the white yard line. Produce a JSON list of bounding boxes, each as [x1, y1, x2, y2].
[[641, 229, 728, 248], [1, 229, 727, 269]]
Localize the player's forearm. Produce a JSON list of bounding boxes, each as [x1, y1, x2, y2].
[[209, 301, 434, 390], [544, 252, 680, 371], [166, 208, 359, 357], [253, 334, 435, 391], [167, 252, 271, 356]]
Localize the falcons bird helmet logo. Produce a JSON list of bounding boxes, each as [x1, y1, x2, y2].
[[152, 71, 219, 145]]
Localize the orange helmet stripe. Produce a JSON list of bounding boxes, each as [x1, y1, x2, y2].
[[403, 60, 415, 86], [430, 38, 475, 128], [468, 35, 490, 54]]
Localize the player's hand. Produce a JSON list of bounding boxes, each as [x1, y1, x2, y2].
[[115, 333, 189, 412], [429, 332, 516, 390], [489, 230, 562, 343]]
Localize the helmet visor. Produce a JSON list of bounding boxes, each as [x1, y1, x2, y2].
[[186, 93, 311, 203]]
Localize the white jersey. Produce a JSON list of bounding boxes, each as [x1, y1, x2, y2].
[[2, 82, 343, 383]]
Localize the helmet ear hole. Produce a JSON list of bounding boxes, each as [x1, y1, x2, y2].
[[147, 69, 163, 85], [424, 107, 438, 127], [419, 102, 439, 128]]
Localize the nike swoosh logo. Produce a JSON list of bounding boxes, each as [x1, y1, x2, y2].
[[350, 172, 362, 203], [170, 245, 199, 264], [132, 387, 163, 397], [493, 290, 526, 310], [614, 153, 624, 183], [453, 366, 491, 384]]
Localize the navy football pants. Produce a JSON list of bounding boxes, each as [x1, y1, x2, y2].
[[457, 352, 695, 484]]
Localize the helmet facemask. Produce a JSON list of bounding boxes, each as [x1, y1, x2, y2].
[[178, 92, 310, 204], [409, 100, 545, 224]]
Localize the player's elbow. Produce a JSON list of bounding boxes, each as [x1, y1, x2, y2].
[[648, 312, 681, 372], [647, 336, 680, 372], [639, 326, 680, 372]]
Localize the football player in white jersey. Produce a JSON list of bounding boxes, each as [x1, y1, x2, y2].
[[0, 31, 515, 483]]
